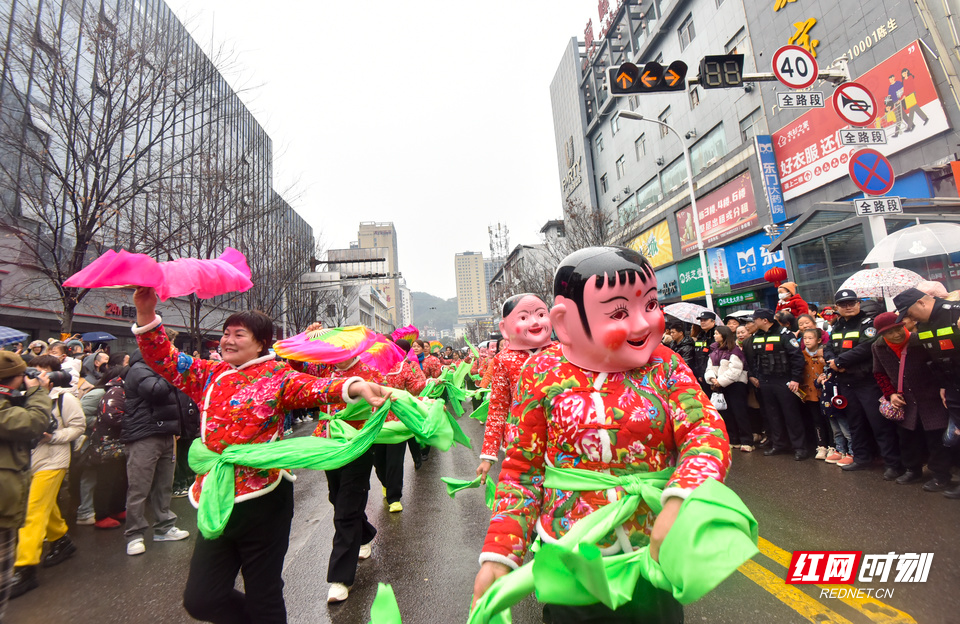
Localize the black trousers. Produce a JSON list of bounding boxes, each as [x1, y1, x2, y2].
[[542, 579, 683, 624], [758, 381, 807, 451], [373, 442, 405, 504], [899, 423, 951, 478], [718, 382, 753, 445], [802, 401, 832, 450], [325, 449, 376, 585], [175, 436, 197, 490], [183, 478, 294, 624], [94, 457, 127, 520], [838, 380, 902, 469]]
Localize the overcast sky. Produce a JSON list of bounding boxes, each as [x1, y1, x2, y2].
[[164, 1, 595, 300]]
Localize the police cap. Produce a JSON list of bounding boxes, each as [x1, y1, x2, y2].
[[752, 308, 775, 322], [834, 289, 859, 304], [893, 287, 927, 323]]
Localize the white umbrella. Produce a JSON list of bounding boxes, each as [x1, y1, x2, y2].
[[726, 309, 756, 319], [839, 267, 923, 299], [863, 223, 960, 264], [663, 302, 710, 324]]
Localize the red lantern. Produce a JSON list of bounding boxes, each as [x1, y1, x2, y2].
[[764, 267, 787, 287]]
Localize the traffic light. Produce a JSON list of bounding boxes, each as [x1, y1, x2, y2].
[[697, 54, 744, 89], [607, 60, 687, 96]]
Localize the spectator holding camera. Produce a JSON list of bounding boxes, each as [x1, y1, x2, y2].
[[8, 355, 84, 599], [0, 352, 51, 620]]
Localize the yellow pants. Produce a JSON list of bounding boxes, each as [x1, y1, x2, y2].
[[15, 469, 68, 567]]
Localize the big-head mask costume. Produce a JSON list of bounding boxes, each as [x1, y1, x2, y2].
[[550, 246, 664, 373], [498, 294, 552, 351]]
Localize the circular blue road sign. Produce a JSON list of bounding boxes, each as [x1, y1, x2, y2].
[[848, 148, 895, 196]]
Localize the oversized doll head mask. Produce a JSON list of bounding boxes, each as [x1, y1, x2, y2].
[[498, 294, 552, 351], [550, 246, 664, 373]]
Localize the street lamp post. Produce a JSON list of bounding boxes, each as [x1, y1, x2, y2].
[[618, 110, 714, 311]]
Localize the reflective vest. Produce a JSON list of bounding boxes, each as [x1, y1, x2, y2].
[[693, 339, 711, 373]]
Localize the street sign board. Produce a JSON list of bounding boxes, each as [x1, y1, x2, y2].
[[776, 92, 825, 109], [854, 196, 902, 216], [849, 148, 895, 196], [772, 45, 818, 89], [832, 81, 878, 127], [838, 128, 887, 146]]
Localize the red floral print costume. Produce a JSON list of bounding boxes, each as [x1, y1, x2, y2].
[[479, 346, 552, 461], [421, 354, 443, 379], [480, 343, 730, 570], [311, 358, 383, 437], [133, 316, 356, 507]]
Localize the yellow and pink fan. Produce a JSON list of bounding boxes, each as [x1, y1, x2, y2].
[[429, 340, 444, 354], [273, 326, 376, 365], [360, 334, 407, 374], [391, 325, 419, 343]]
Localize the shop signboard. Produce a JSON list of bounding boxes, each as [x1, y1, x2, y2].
[[716, 291, 758, 308], [724, 229, 788, 288], [707, 248, 732, 294], [655, 264, 680, 301], [676, 171, 758, 256], [773, 40, 949, 201], [678, 257, 707, 301], [628, 220, 674, 268]]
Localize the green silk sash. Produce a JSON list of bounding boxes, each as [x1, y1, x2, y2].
[[440, 475, 497, 510], [188, 390, 452, 540]]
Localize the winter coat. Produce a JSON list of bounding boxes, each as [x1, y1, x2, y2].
[[872, 335, 949, 431], [775, 294, 810, 318], [0, 387, 51, 529], [799, 348, 825, 402], [26, 341, 48, 358], [121, 350, 199, 443], [670, 336, 696, 367], [704, 348, 748, 387], [30, 386, 84, 473]]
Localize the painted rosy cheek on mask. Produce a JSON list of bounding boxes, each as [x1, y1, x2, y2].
[[604, 328, 627, 351]]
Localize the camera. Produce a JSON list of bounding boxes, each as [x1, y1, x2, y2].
[[24, 367, 74, 388]]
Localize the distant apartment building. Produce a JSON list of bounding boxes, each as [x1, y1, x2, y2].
[[455, 251, 490, 323], [358, 222, 400, 325]]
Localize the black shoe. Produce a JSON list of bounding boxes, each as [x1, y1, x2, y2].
[[794, 451, 810, 461], [413, 457, 423, 471], [922, 476, 952, 492], [763, 448, 789, 456], [42, 535, 77, 568], [883, 467, 907, 481], [895, 470, 923, 485], [9, 565, 38, 599], [944, 483, 960, 500], [841, 461, 872, 472]]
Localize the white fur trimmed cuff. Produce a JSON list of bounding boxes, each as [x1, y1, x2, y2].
[[340, 376, 364, 404], [132, 315, 162, 335], [478, 552, 518, 571], [660, 487, 692, 507], [479, 454, 498, 462]]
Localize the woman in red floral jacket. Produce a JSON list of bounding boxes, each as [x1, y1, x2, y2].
[[131, 287, 388, 623]]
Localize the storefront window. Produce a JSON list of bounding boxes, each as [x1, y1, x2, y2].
[[636, 176, 660, 214], [661, 157, 686, 194], [690, 124, 726, 173], [789, 225, 867, 306]]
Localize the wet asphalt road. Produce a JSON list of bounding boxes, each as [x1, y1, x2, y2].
[[7, 410, 959, 624]]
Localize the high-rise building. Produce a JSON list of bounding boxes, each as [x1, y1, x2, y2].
[[455, 251, 490, 322], [357, 222, 400, 325]]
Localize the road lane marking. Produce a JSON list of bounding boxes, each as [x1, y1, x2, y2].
[[738, 559, 854, 623], [756, 536, 917, 624]]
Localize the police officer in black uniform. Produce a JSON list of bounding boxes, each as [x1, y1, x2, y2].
[[692, 311, 717, 393], [823, 289, 903, 479], [895, 287, 960, 498], [747, 309, 809, 459]]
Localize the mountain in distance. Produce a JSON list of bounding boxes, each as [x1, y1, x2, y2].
[[411, 292, 458, 331]]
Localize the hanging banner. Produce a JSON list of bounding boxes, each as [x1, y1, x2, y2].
[[655, 264, 680, 301], [628, 220, 674, 268], [707, 248, 732, 295], [755, 135, 788, 224], [678, 256, 708, 301], [676, 171, 758, 256], [773, 40, 949, 201]]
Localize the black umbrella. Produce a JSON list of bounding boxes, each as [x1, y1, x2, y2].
[[81, 331, 117, 342]]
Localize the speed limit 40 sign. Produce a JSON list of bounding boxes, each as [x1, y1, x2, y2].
[[772, 45, 818, 89]]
